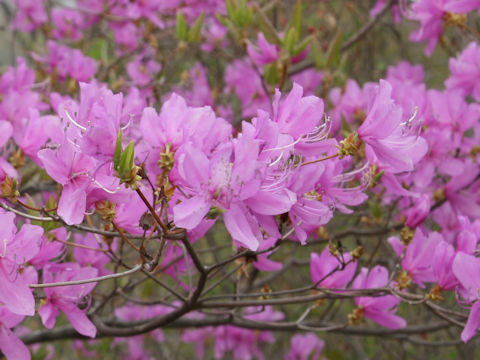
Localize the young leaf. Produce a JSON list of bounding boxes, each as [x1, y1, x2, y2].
[[288, 0, 303, 36], [119, 141, 135, 176], [188, 12, 205, 42], [326, 31, 343, 68], [226, 0, 236, 21], [292, 34, 313, 56], [176, 12, 188, 41], [114, 129, 123, 172], [311, 38, 325, 69], [283, 27, 298, 55]]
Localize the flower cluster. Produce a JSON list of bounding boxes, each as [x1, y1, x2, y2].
[[0, 0, 479, 359]]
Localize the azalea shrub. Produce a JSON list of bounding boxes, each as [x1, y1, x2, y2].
[[0, 0, 480, 359]]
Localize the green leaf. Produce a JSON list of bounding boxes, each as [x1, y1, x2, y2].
[[223, 17, 241, 42], [292, 34, 313, 56], [176, 12, 188, 41], [254, 4, 281, 45], [114, 129, 123, 171], [369, 201, 383, 220], [311, 38, 325, 69], [237, 0, 251, 26], [288, 0, 303, 36], [119, 141, 135, 176], [326, 31, 343, 68], [264, 63, 278, 85], [283, 27, 298, 55], [226, 0, 236, 21], [86, 38, 107, 61], [216, 14, 228, 26], [188, 12, 205, 42]]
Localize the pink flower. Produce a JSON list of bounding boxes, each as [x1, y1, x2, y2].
[[357, 80, 428, 173], [452, 252, 480, 342], [246, 33, 280, 66], [139, 92, 231, 180], [404, 193, 431, 228], [444, 161, 480, 219], [285, 333, 325, 360], [213, 307, 283, 360], [272, 82, 324, 139], [0, 212, 42, 316], [409, 0, 449, 56], [114, 304, 171, 359], [110, 22, 140, 53], [310, 246, 357, 289], [11, 0, 48, 32], [225, 59, 271, 118], [73, 233, 113, 276], [388, 229, 440, 288], [253, 237, 282, 272], [409, 0, 480, 55], [291, 69, 324, 96], [172, 132, 265, 250], [432, 240, 458, 290], [127, 55, 162, 87], [38, 141, 96, 225], [387, 61, 425, 85], [51, 8, 86, 41], [353, 266, 406, 329], [29, 228, 66, 269], [171, 62, 214, 107], [428, 89, 480, 147], [446, 42, 480, 101], [32, 41, 97, 82], [0, 307, 30, 360], [38, 263, 98, 338]]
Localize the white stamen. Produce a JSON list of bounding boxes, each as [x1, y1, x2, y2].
[[0, 239, 7, 258], [65, 109, 87, 131], [263, 137, 303, 152], [268, 151, 285, 167], [120, 116, 132, 131], [304, 115, 332, 143]]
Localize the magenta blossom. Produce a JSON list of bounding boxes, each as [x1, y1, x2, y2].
[[388, 229, 440, 288], [11, 0, 48, 32], [38, 141, 97, 225], [51, 8, 86, 41], [353, 266, 406, 329], [310, 246, 357, 289], [0, 307, 30, 360], [357, 80, 428, 173], [285, 332, 325, 360], [446, 42, 480, 101], [452, 252, 480, 342], [246, 33, 280, 66], [225, 59, 271, 118], [38, 263, 98, 338], [432, 240, 459, 291], [0, 212, 42, 316]]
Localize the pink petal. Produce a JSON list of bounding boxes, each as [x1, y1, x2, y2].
[[61, 304, 97, 338], [461, 301, 480, 343], [38, 302, 59, 329], [246, 189, 296, 215], [0, 273, 35, 316], [453, 252, 480, 298], [173, 195, 211, 230], [58, 184, 87, 225], [0, 325, 31, 360], [37, 148, 69, 184], [364, 308, 406, 329], [223, 204, 261, 250]]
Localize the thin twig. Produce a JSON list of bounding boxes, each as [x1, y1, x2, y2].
[[30, 264, 143, 288]]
